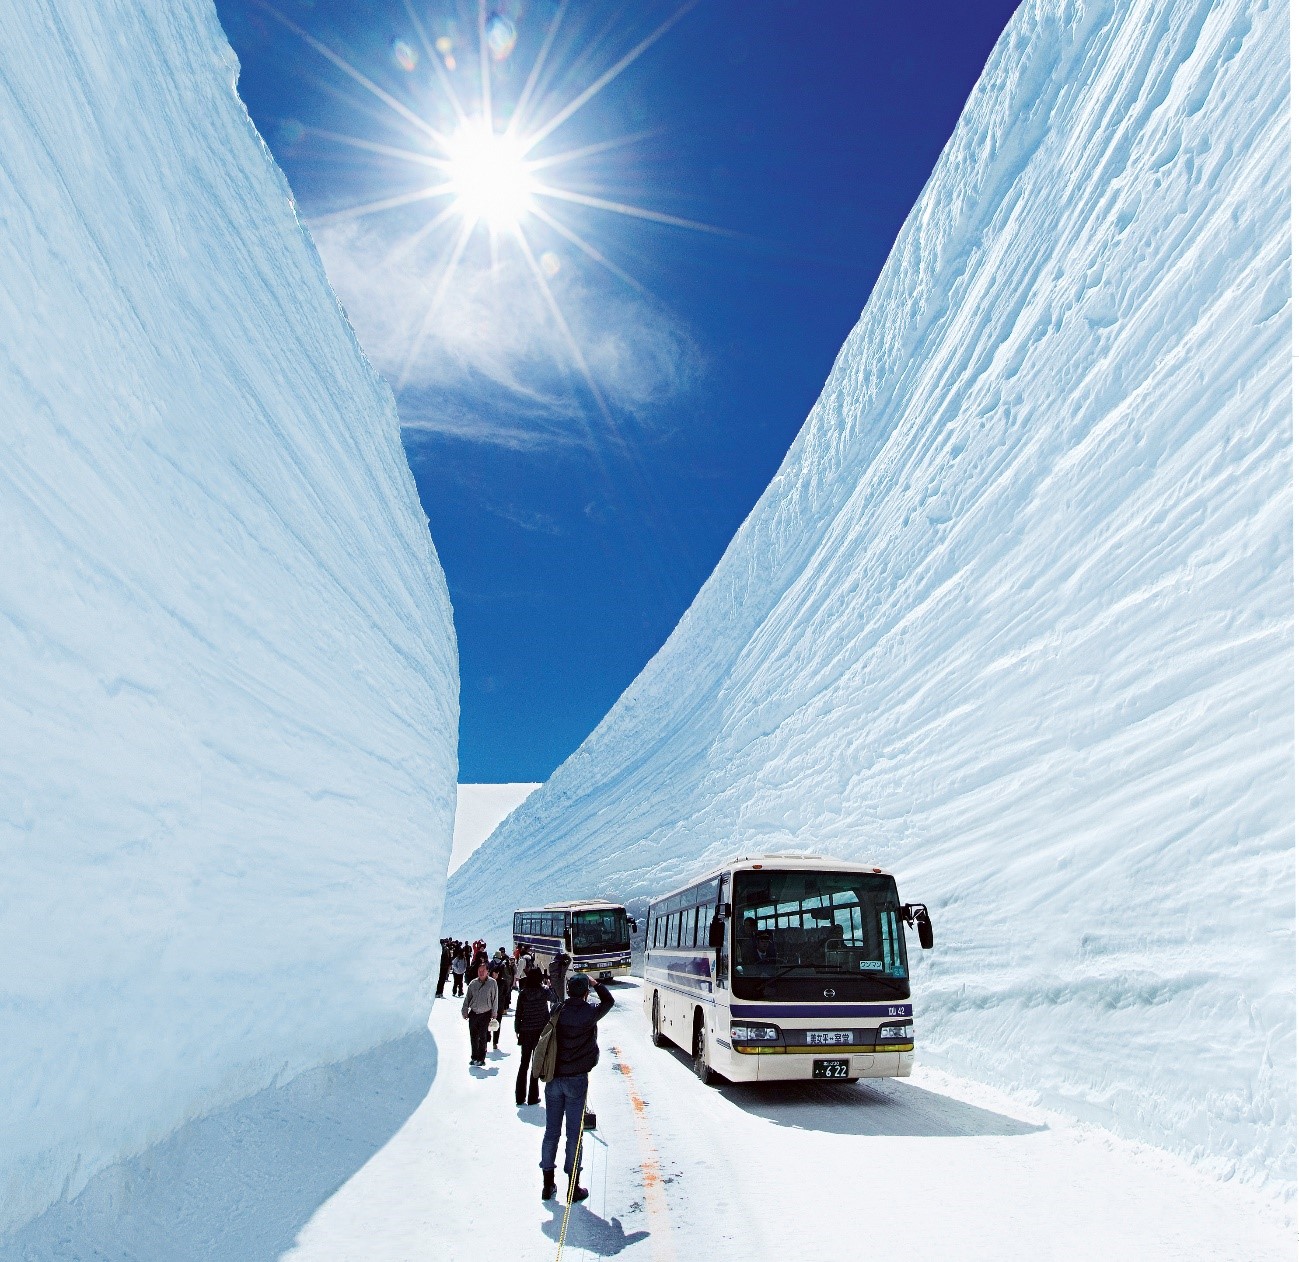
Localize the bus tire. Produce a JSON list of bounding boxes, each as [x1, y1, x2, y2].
[[651, 993, 668, 1048], [693, 1011, 717, 1086]]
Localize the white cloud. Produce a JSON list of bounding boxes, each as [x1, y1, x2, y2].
[[311, 217, 702, 444]]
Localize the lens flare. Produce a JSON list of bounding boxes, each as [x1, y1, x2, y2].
[[391, 38, 417, 72], [484, 13, 518, 60], [446, 124, 535, 227]]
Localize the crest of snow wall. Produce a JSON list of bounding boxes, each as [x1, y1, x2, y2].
[[447, 0, 1293, 1196], [0, 0, 458, 1235]]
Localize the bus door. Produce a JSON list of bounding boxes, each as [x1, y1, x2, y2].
[[713, 875, 730, 990]]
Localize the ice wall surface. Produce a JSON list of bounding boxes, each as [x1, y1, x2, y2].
[[449, 0, 1293, 1196], [0, 0, 458, 1235]]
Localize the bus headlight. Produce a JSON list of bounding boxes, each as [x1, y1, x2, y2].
[[731, 1023, 780, 1042], [877, 1023, 913, 1041]]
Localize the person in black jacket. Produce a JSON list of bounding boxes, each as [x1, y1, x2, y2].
[[435, 938, 453, 999], [540, 974, 614, 1203], [513, 967, 550, 1106]]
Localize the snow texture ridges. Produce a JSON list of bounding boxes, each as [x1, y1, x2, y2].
[[447, 0, 1293, 1197], [0, 0, 457, 1235]]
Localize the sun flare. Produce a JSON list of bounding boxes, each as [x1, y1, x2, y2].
[[262, 0, 719, 406], [446, 124, 534, 228]]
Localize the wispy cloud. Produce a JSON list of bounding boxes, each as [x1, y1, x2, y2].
[[312, 218, 703, 446]]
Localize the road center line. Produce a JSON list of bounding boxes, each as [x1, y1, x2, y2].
[[609, 1043, 676, 1262]]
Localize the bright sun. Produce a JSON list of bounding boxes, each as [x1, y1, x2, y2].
[[445, 124, 535, 228], [271, 0, 719, 400]]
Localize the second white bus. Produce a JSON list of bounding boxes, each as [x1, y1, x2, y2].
[[643, 854, 933, 1084], [513, 900, 635, 981]]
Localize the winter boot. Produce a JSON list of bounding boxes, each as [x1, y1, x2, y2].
[[567, 1170, 589, 1203], [541, 1170, 557, 1201]]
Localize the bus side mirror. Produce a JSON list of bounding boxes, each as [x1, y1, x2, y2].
[[628, 918, 639, 935], [708, 916, 726, 950], [903, 903, 934, 950]]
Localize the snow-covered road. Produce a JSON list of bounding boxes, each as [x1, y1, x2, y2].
[[282, 980, 1290, 1261]]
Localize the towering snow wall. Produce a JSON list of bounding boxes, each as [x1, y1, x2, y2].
[[0, 0, 458, 1236], [448, 0, 1292, 1196]]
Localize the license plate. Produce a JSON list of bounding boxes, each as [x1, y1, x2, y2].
[[807, 1030, 852, 1046], [813, 1059, 850, 1079]]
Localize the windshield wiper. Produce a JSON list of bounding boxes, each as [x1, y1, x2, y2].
[[751, 964, 910, 997], [751, 964, 807, 996]]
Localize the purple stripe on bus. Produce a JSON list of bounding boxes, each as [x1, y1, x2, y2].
[[736, 1003, 913, 1018]]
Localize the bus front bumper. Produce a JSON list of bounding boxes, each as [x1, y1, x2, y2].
[[714, 1044, 914, 1082]]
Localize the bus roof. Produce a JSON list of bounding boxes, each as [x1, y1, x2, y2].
[[513, 899, 627, 912], [647, 853, 895, 909]]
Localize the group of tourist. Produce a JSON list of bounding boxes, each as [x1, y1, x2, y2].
[[434, 935, 616, 1203]]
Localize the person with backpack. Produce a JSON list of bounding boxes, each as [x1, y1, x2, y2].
[[548, 950, 571, 1001], [513, 967, 550, 1106], [538, 974, 614, 1203], [461, 961, 498, 1067]]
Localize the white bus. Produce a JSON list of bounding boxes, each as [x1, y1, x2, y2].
[[643, 854, 934, 1084], [512, 900, 636, 981]]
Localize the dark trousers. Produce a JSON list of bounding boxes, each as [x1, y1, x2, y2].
[[435, 958, 450, 997], [452, 972, 465, 996], [468, 1011, 492, 1062], [516, 1033, 540, 1104], [541, 1073, 588, 1174]]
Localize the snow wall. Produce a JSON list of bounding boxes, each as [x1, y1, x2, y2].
[[447, 0, 1293, 1197], [0, 0, 458, 1236]]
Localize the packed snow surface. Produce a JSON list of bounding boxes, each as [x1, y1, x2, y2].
[[450, 784, 540, 876], [448, 0, 1293, 1200], [14, 984, 1290, 1259], [0, 0, 457, 1237]]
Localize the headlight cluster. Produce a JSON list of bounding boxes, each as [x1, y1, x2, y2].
[[877, 1022, 914, 1041], [730, 1023, 780, 1042]]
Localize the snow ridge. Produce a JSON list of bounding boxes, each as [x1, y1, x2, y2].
[[0, 0, 457, 1235], [447, 0, 1293, 1197]]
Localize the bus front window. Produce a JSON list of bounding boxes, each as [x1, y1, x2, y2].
[[571, 909, 630, 954], [731, 870, 909, 1001]]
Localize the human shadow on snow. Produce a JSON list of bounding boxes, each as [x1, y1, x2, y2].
[[4, 1029, 437, 1262], [542, 1202, 650, 1256]]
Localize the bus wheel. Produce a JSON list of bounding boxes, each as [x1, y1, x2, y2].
[[651, 993, 667, 1048], [693, 1012, 717, 1086]]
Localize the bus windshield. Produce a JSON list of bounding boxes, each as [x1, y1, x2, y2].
[[731, 870, 909, 1001], [571, 908, 630, 954]]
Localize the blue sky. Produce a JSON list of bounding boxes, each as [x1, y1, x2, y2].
[[215, 0, 1019, 781]]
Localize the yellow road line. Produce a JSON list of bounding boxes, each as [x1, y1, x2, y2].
[[610, 1044, 676, 1262]]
